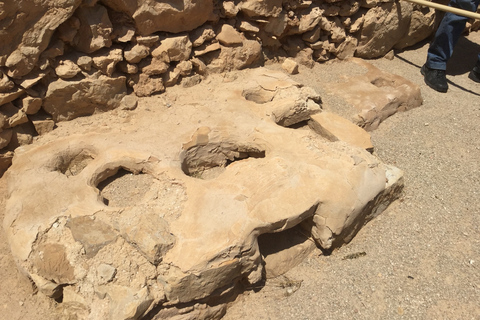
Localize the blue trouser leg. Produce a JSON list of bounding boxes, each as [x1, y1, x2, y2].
[[426, 0, 480, 70]]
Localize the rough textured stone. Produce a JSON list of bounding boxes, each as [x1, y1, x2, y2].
[[124, 45, 150, 64], [0, 129, 12, 149], [4, 68, 402, 320], [309, 112, 374, 151], [282, 58, 299, 74], [356, 1, 413, 58], [101, 0, 214, 35], [217, 24, 244, 46], [73, 4, 113, 54], [1, 0, 82, 78], [19, 97, 43, 115], [92, 48, 124, 76], [328, 58, 423, 130], [132, 74, 165, 97], [43, 75, 127, 121], [152, 36, 193, 63], [55, 60, 81, 79]]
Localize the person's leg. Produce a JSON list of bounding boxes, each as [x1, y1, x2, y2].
[[426, 0, 480, 70]]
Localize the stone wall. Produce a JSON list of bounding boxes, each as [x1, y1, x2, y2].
[[0, 0, 474, 174]]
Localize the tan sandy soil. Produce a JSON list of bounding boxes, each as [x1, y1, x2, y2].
[[1, 31, 480, 319]]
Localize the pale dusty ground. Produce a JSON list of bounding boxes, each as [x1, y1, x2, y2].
[[1, 31, 480, 320]]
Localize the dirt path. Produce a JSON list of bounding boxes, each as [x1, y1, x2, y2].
[[1, 32, 479, 320]]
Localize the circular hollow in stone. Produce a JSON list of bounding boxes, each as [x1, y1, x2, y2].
[[181, 142, 266, 179], [97, 168, 155, 207], [53, 149, 96, 176]]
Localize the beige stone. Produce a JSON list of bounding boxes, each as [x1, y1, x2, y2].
[[73, 4, 113, 54], [152, 36, 192, 63], [0, 151, 14, 177], [327, 58, 422, 130], [240, 0, 283, 17], [31, 119, 55, 136], [124, 45, 150, 64], [191, 25, 216, 47], [217, 24, 244, 46], [356, 1, 413, 58], [55, 60, 81, 79], [282, 58, 299, 74], [1, 0, 82, 78], [132, 74, 165, 97], [140, 59, 169, 76], [43, 75, 127, 121], [4, 68, 402, 320], [19, 97, 43, 115], [92, 48, 123, 76], [309, 112, 374, 151]]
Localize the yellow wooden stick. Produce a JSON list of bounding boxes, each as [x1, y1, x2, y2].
[[402, 0, 480, 20]]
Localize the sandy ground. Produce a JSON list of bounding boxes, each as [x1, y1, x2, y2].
[[1, 31, 480, 320]]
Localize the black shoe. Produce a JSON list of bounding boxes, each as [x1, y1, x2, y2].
[[468, 62, 480, 83], [421, 64, 448, 93]]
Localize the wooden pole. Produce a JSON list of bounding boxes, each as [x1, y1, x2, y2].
[[402, 0, 480, 20]]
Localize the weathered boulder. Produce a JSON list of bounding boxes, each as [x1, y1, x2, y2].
[[73, 4, 113, 54], [42, 75, 127, 121], [356, 1, 413, 58], [101, 0, 215, 35], [152, 36, 193, 63], [394, 7, 435, 50], [327, 58, 423, 130], [4, 68, 402, 319]]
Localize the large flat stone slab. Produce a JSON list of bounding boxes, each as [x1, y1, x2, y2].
[[3, 68, 403, 319]]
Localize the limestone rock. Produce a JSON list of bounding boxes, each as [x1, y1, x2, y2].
[[73, 4, 113, 54], [191, 25, 216, 47], [4, 68, 402, 320], [335, 36, 358, 60], [18, 97, 43, 115], [394, 8, 435, 50], [31, 118, 55, 136], [282, 58, 299, 74], [208, 39, 263, 72], [136, 35, 160, 47], [309, 112, 374, 151], [1, 0, 82, 78], [0, 129, 12, 149], [7, 122, 36, 149], [55, 60, 81, 79], [328, 58, 423, 130], [140, 59, 170, 76], [240, 0, 283, 17], [101, 0, 214, 35], [270, 98, 321, 126], [1, 102, 28, 128], [124, 45, 150, 64], [43, 75, 127, 121], [356, 2, 413, 58], [239, 20, 260, 33], [152, 36, 193, 63], [175, 61, 193, 77], [77, 55, 93, 71], [120, 95, 138, 111], [0, 73, 15, 93], [223, 1, 240, 17], [92, 48, 123, 76], [217, 24, 244, 46], [0, 151, 14, 177], [132, 74, 165, 97]]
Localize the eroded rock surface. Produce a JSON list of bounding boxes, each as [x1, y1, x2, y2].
[[3, 68, 403, 320], [328, 58, 423, 130]]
